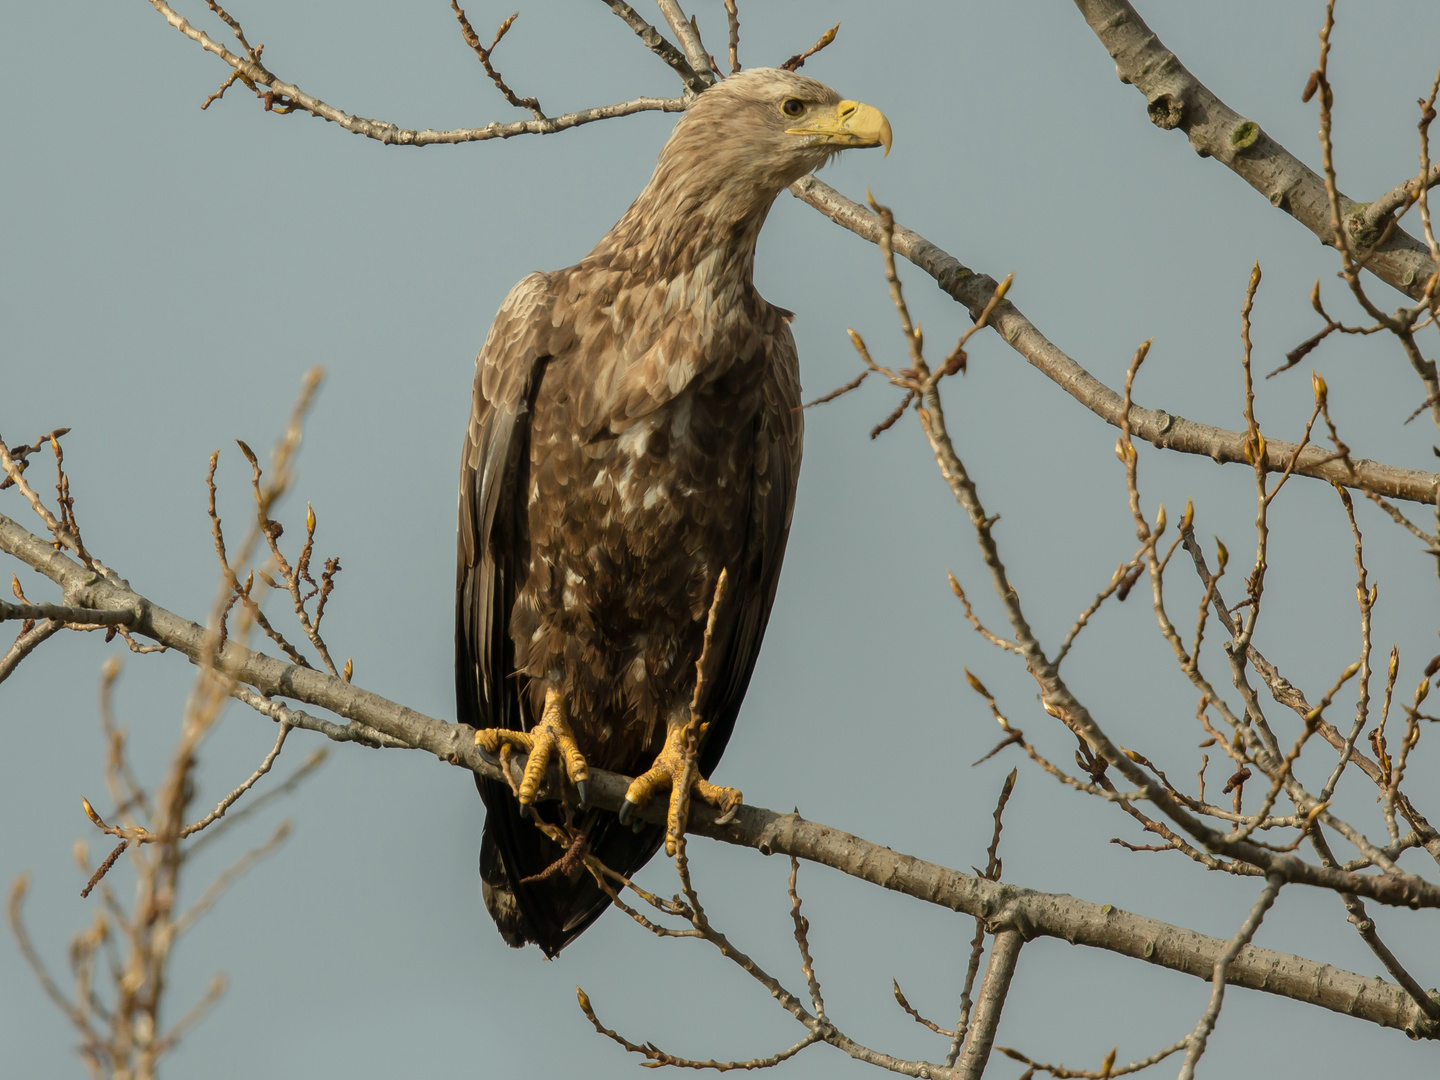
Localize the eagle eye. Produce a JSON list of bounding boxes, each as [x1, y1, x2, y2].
[[781, 98, 805, 118]]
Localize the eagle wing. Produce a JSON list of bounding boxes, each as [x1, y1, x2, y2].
[[456, 272, 553, 742], [696, 320, 802, 779], [459, 272, 581, 949]]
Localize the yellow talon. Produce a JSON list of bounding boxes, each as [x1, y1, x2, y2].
[[621, 721, 742, 856], [473, 688, 589, 808]]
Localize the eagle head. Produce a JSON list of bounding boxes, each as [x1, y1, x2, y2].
[[657, 68, 891, 213], [592, 68, 890, 278]]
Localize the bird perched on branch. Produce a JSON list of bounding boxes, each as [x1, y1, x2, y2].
[[457, 67, 891, 955]]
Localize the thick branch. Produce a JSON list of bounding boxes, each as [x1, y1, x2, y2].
[[790, 176, 1439, 506], [1072, 0, 1434, 302], [653, 0, 715, 87], [1, 510, 1436, 1039], [953, 930, 1023, 1080], [0, 600, 134, 626]]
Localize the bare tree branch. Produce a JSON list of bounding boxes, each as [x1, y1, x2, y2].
[[177, 722, 291, 839], [1072, 0, 1436, 303], [1177, 874, 1284, 1079], [790, 175, 1439, 506], [723, 0, 739, 75], [144, 0, 682, 143], [946, 770, 1017, 1068], [0, 601, 134, 626], [599, 1, 708, 94], [779, 23, 839, 74], [653, 1, 715, 87], [997, 1038, 1187, 1079], [0, 618, 61, 684], [1180, 526, 1440, 867], [13, 10, 1440, 1072], [144, 0, 1440, 509], [173, 819, 291, 936], [1360, 162, 1440, 257], [2, 511, 1436, 1039], [8, 876, 94, 1038], [449, 5, 545, 119], [953, 929, 1023, 1080], [1312, 827, 1440, 1023]]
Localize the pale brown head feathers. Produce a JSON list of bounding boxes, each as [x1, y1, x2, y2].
[[593, 69, 891, 276]]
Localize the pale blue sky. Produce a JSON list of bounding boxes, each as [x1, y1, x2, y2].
[[4, 1, 1439, 1076]]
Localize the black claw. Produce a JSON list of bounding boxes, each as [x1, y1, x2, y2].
[[618, 798, 635, 826], [518, 802, 531, 820], [474, 742, 499, 767], [631, 819, 646, 834], [576, 781, 589, 810]]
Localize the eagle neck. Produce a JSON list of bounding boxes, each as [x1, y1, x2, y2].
[[590, 154, 784, 293]]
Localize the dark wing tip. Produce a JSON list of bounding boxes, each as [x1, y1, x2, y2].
[[480, 830, 533, 950]]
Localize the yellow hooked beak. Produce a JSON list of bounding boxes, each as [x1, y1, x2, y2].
[[787, 99, 893, 157]]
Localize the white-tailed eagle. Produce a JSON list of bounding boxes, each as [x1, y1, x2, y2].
[[457, 67, 890, 955]]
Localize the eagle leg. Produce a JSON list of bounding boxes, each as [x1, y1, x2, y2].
[[619, 720, 742, 856], [474, 687, 590, 811]]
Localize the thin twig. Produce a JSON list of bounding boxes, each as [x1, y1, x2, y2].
[[0, 618, 61, 684], [153, 974, 227, 1056], [724, 0, 739, 74], [780, 22, 839, 73], [1176, 874, 1284, 1080], [599, 0, 706, 93], [8, 876, 95, 1037], [798, 369, 868, 410], [1054, 550, 1145, 664], [450, 5, 545, 119], [579, 988, 824, 1071], [148, 0, 684, 140], [784, 858, 827, 1023], [949, 573, 1022, 654], [894, 981, 954, 1038], [946, 770, 1018, 1067], [178, 722, 291, 839], [1311, 828, 1440, 1022], [80, 842, 128, 900], [172, 820, 292, 937], [996, 1039, 1187, 1079]]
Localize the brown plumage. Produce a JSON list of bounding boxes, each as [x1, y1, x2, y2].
[[456, 68, 890, 956]]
